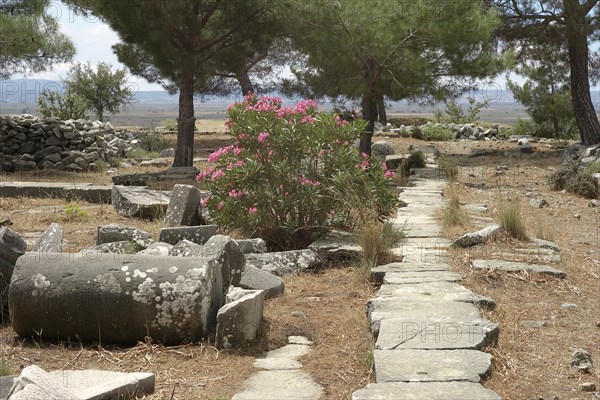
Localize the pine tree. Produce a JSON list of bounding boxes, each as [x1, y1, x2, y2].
[[0, 0, 75, 79]]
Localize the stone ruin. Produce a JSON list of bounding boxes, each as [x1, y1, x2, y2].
[[0, 114, 136, 172]]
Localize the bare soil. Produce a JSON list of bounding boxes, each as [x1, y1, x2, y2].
[[0, 129, 599, 399]]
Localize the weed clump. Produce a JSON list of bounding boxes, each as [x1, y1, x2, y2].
[[497, 199, 528, 241], [549, 165, 599, 199], [441, 185, 467, 228]]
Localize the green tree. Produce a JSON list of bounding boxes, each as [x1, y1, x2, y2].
[[506, 31, 577, 138], [65, 0, 286, 167], [283, 0, 503, 155], [495, 0, 600, 145], [37, 88, 89, 120], [0, 0, 75, 78], [64, 62, 134, 121]]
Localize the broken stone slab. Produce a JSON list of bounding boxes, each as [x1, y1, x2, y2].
[[471, 259, 566, 278], [245, 249, 322, 277], [6, 365, 156, 400], [216, 288, 264, 349], [376, 282, 495, 311], [308, 229, 361, 263], [253, 344, 311, 370], [531, 238, 561, 252], [352, 381, 500, 400], [32, 223, 63, 254], [452, 224, 501, 247], [111, 185, 170, 219], [111, 167, 200, 190], [375, 316, 499, 350], [158, 225, 218, 245], [163, 184, 202, 227], [373, 349, 493, 383], [383, 270, 463, 285], [231, 370, 323, 400], [368, 299, 481, 336], [0, 181, 112, 204], [8, 253, 228, 344], [89, 241, 140, 254], [96, 223, 153, 247], [235, 238, 267, 254], [372, 262, 449, 284], [0, 227, 26, 315], [492, 251, 560, 263], [239, 264, 285, 298], [168, 239, 204, 257], [136, 242, 173, 256]]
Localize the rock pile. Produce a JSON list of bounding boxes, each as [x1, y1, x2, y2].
[[373, 121, 501, 141], [0, 114, 136, 172]]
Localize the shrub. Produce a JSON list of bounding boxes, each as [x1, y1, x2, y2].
[[437, 98, 488, 124], [549, 167, 577, 191], [586, 161, 600, 175], [162, 118, 178, 131], [420, 125, 455, 141], [0, 359, 10, 377], [388, 116, 430, 127], [63, 203, 89, 222], [137, 131, 169, 153], [565, 173, 598, 199], [509, 118, 535, 137], [198, 95, 400, 250], [497, 199, 528, 240], [410, 125, 423, 140], [358, 220, 404, 275], [37, 89, 89, 120], [436, 156, 458, 181]]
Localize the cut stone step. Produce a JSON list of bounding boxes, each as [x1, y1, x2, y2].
[[471, 259, 566, 278], [376, 282, 495, 310], [231, 370, 323, 400], [352, 381, 500, 400], [374, 349, 493, 383], [401, 250, 449, 264], [403, 224, 442, 238], [253, 344, 310, 370], [371, 262, 449, 284], [383, 271, 463, 285], [375, 316, 499, 350], [368, 299, 481, 336]]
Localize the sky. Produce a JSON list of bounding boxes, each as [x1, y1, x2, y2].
[[9, 1, 599, 95]]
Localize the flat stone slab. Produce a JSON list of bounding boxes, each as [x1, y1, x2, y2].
[[403, 224, 442, 238], [239, 264, 285, 299], [376, 282, 495, 310], [368, 299, 481, 335], [471, 259, 566, 278], [401, 250, 448, 264], [308, 229, 361, 263], [372, 262, 449, 283], [384, 271, 463, 285], [0, 181, 111, 203], [352, 381, 500, 400], [374, 349, 493, 383], [253, 344, 309, 370], [376, 316, 499, 350], [231, 370, 323, 400]]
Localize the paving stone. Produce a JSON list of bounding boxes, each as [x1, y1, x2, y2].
[[253, 344, 309, 370], [401, 249, 448, 264], [383, 270, 463, 285], [375, 282, 495, 310], [371, 262, 449, 284], [375, 316, 499, 350], [352, 381, 501, 400], [471, 259, 566, 278], [368, 299, 481, 335], [48, 369, 155, 399], [373, 349, 493, 383], [231, 370, 323, 400]]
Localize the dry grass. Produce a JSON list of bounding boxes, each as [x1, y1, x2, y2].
[[441, 184, 468, 228], [495, 196, 529, 241]]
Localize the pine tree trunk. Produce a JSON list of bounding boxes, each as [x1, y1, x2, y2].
[[235, 69, 254, 96], [376, 94, 387, 125], [173, 68, 195, 167], [565, 0, 600, 145], [360, 91, 376, 156]]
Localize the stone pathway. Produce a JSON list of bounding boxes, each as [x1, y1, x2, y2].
[[232, 336, 323, 400], [353, 149, 502, 399]]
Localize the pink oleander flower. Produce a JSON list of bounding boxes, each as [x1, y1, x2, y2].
[[196, 167, 214, 182], [357, 160, 370, 170], [248, 207, 257, 215], [211, 169, 225, 181], [229, 189, 245, 199], [235, 160, 245, 168], [258, 131, 270, 143], [238, 133, 247, 140], [300, 115, 316, 124], [299, 177, 321, 187], [335, 115, 349, 126], [293, 99, 318, 114], [216, 201, 225, 210], [384, 170, 396, 178], [327, 210, 335, 219], [201, 196, 211, 207]]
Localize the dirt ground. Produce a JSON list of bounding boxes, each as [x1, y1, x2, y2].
[[0, 128, 599, 399]]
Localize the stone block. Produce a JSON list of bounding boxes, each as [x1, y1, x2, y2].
[[111, 185, 170, 219], [215, 288, 264, 349], [163, 184, 202, 227], [158, 225, 218, 245]]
